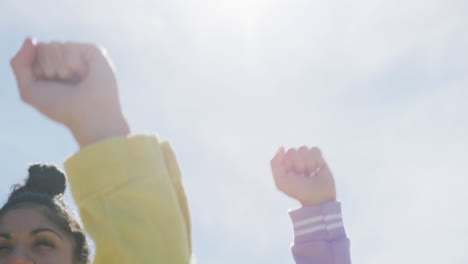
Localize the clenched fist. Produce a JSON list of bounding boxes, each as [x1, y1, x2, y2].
[[10, 38, 129, 147], [271, 146, 336, 206]]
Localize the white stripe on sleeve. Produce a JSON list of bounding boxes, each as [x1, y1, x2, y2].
[[294, 219, 344, 237], [294, 213, 342, 228], [295, 224, 327, 236], [293, 216, 322, 228]]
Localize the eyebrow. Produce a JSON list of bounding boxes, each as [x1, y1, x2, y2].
[[31, 228, 63, 240]]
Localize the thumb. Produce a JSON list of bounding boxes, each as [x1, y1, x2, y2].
[[10, 38, 37, 89], [271, 147, 286, 175]]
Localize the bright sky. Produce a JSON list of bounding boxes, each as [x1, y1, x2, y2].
[[1, 0, 468, 263]]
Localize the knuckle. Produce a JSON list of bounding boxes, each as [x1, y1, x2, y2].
[[310, 146, 321, 153], [298, 146, 308, 152], [286, 148, 297, 157], [65, 42, 104, 64]]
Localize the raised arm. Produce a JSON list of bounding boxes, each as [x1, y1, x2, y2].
[[10, 38, 191, 263], [271, 146, 351, 264]]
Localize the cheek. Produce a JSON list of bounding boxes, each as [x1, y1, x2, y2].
[[35, 245, 75, 264], [41, 253, 73, 264], [0, 247, 73, 264]]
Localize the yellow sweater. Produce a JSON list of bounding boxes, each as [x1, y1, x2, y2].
[[64, 135, 191, 263]]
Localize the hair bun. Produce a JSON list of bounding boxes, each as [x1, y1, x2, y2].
[[25, 164, 66, 196]]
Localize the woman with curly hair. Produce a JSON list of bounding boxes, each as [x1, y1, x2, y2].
[[7, 38, 191, 264]]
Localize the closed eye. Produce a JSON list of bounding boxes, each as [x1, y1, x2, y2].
[[34, 239, 55, 249]]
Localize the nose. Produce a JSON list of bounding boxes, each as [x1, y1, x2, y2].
[[6, 246, 33, 264]]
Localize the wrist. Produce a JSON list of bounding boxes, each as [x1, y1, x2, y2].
[[300, 197, 336, 207], [67, 111, 130, 148]]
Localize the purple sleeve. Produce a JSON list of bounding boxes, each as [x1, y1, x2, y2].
[[289, 201, 351, 264]]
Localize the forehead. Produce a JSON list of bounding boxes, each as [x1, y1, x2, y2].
[[0, 206, 60, 234]]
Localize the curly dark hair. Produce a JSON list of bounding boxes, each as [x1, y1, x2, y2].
[[0, 164, 90, 264]]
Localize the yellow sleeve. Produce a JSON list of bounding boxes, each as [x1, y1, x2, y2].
[[64, 135, 191, 264]]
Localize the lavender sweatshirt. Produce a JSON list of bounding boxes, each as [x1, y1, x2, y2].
[[289, 201, 351, 264]]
